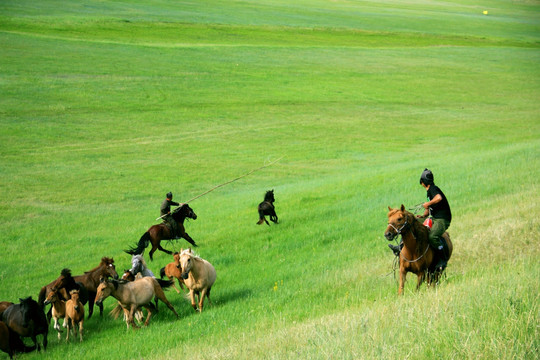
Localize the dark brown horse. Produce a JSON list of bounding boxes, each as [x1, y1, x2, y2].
[[125, 203, 198, 261], [38, 258, 118, 320], [384, 205, 453, 295], [1, 297, 47, 352], [257, 190, 278, 225]]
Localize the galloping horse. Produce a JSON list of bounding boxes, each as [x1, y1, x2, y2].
[[179, 248, 216, 312], [160, 252, 185, 293], [1, 297, 48, 351], [385, 205, 453, 295], [257, 190, 278, 225], [43, 291, 66, 340], [95, 277, 178, 329], [65, 290, 84, 342], [125, 203, 198, 261], [39, 258, 118, 320]]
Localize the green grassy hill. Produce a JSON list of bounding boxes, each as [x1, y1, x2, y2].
[[0, 1, 538, 359]]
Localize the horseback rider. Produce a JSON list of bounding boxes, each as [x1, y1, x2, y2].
[[388, 168, 452, 271], [161, 192, 181, 239]]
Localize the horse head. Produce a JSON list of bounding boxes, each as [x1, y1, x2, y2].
[[122, 269, 135, 281], [173, 203, 197, 221], [95, 278, 116, 305], [385, 205, 411, 241], [43, 288, 59, 306], [264, 190, 275, 203], [179, 248, 194, 280], [100, 257, 119, 279], [69, 290, 81, 311], [18, 297, 34, 328]]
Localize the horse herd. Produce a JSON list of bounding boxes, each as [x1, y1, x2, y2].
[[1, 190, 452, 359]]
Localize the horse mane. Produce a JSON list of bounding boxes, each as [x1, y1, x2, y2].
[[180, 249, 201, 260], [132, 254, 147, 269], [60, 268, 72, 277], [405, 210, 430, 252], [84, 257, 114, 275]]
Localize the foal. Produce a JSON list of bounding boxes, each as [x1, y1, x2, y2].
[[43, 290, 66, 340], [65, 290, 84, 342], [160, 252, 185, 293]]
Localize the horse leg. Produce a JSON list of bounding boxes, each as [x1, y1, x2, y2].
[[157, 243, 173, 255], [181, 232, 198, 247], [78, 320, 83, 342], [416, 272, 424, 291], [154, 285, 179, 318], [128, 305, 140, 329], [189, 290, 198, 311], [142, 304, 155, 327], [149, 245, 157, 261], [171, 277, 181, 294], [198, 288, 210, 312], [65, 318, 71, 342], [398, 267, 407, 296]]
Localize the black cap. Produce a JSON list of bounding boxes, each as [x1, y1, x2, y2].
[[420, 168, 434, 185], [166, 192, 173, 199]]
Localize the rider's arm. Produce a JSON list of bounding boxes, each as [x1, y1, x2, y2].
[[423, 194, 442, 210]]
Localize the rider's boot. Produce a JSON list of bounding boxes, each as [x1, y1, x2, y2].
[[434, 246, 447, 271], [388, 242, 402, 256]]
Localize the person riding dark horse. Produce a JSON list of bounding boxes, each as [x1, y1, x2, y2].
[[388, 168, 452, 271], [160, 192, 181, 239]]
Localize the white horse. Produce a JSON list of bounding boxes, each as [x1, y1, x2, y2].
[[179, 248, 216, 312], [129, 255, 155, 278]]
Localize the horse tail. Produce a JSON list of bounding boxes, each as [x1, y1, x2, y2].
[[124, 232, 151, 255], [109, 304, 124, 320], [156, 279, 174, 289], [159, 266, 166, 279]]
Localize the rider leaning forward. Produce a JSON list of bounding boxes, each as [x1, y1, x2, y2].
[[161, 192, 181, 239], [389, 168, 452, 270]]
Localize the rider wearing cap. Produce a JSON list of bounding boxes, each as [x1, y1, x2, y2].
[[389, 169, 452, 271], [161, 192, 180, 239]]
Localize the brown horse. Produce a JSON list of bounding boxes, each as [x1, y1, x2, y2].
[[43, 291, 66, 340], [38, 258, 118, 320], [125, 203, 198, 261], [159, 252, 185, 293], [65, 290, 84, 342], [385, 205, 453, 295], [0, 302, 13, 319]]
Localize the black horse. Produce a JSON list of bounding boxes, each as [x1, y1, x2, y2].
[[125, 203, 198, 260], [1, 297, 47, 352], [257, 190, 278, 225]]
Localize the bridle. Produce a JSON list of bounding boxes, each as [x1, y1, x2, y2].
[[388, 214, 429, 263]]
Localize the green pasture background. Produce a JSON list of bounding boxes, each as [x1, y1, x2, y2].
[[0, 0, 538, 359]]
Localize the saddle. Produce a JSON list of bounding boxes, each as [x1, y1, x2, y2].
[[162, 217, 180, 238]]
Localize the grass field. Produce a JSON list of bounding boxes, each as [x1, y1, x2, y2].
[[0, 0, 539, 359]]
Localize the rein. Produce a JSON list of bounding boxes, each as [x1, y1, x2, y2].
[[390, 215, 429, 263]]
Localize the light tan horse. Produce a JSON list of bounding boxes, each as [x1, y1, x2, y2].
[[65, 290, 84, 342], [95, 277, 178, 329], [160, 252, 185, 294], [385, 205, 453, 295], [179, 248, 216, 312], [43, 290, 66, 340]]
